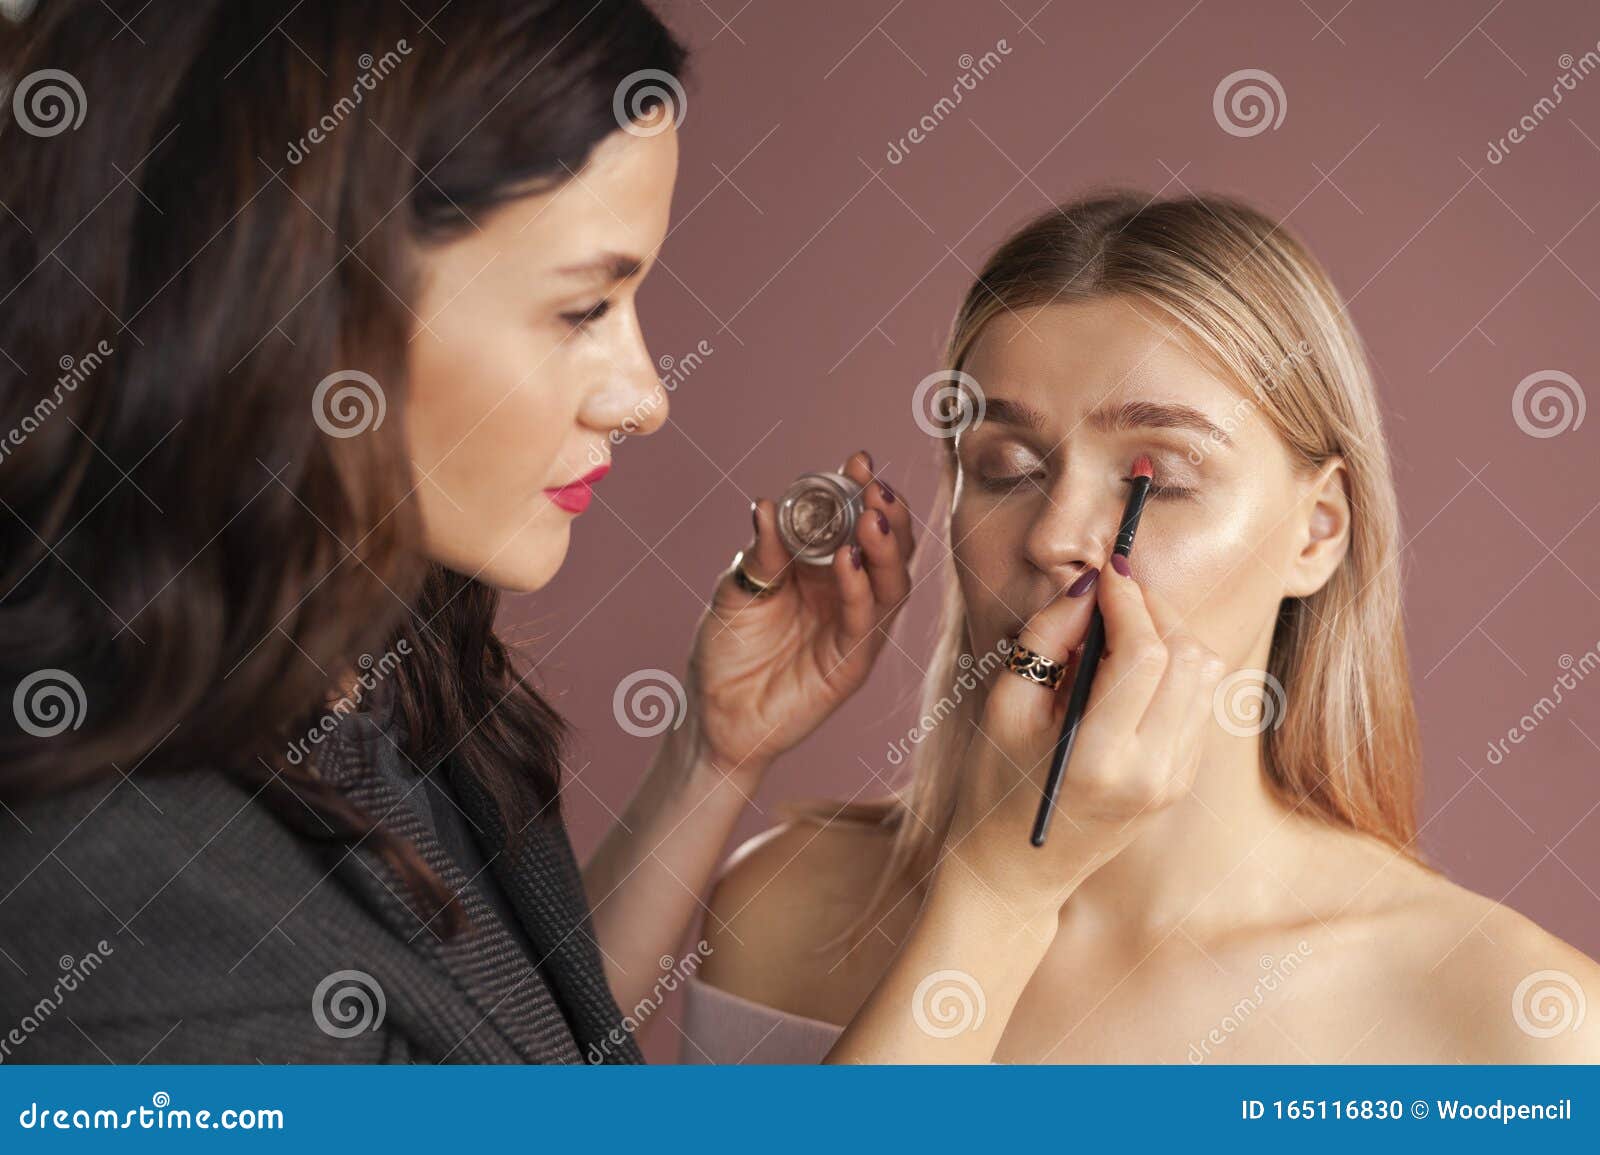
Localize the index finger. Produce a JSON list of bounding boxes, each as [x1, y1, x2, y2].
[[840, 449, 915, 561], [1079, 554, 1165, 734], [985, 571, 1100, 736]]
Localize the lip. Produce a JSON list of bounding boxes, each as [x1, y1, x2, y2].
[[1001, 600, 1092, 655], [544, 463, 610, 514]]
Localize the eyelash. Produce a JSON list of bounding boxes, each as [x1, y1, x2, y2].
[[560, 299, 612, 330], [1124, 473, 1196, 500], [1140, 482, 1194, 500], [976, 471, 1195, 500], [976, 471, 1044, 494]]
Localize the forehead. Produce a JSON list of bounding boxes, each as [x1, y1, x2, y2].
[[962, 296, 1246, 421], [480, 122, 679, 261]]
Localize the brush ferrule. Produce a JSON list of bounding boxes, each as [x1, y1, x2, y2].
[[1113, 475, 1152, 554]]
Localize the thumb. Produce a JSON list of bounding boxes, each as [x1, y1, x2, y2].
[[986, 566, 1102, 738]]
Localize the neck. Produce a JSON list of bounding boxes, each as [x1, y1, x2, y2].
[[1057, 729, 1320, 943]]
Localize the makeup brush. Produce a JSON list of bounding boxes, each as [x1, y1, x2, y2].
[[1030, 454, 1154, 847]]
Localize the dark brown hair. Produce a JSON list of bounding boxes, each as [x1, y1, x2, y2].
[[0, 0, 686, 926]]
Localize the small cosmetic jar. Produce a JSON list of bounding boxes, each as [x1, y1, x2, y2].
[[776, 471, 865, 564]]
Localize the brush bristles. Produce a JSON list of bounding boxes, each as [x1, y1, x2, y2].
[[1130, 454, 1154, 480]]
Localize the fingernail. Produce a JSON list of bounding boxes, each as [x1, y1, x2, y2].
[[860, 449, 874, 470], [849, 544, 863, 569], [879, 480, 896, 504], [751, 502, 760, 534], [1110, 553, 1132, 577], [876, 510, 890, 535], [1067, 567, 1099, 597]]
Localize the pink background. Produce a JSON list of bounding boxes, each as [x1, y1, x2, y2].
[[507, 0, 1600, 1058]]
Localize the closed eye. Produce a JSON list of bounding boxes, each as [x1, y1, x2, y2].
[[560, 299, 612, 330], [977, 471, 1047, 493], [1126, 476, 1195, 500]]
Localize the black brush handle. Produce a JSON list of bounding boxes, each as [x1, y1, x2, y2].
[[1030, 472, 1150, 847], [1030, 607, 1105, 846]]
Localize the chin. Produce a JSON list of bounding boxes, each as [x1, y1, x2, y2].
[[461, 524, 571, 595]]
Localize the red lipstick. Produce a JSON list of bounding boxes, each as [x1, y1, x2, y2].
[[544, 463, 610, 514]]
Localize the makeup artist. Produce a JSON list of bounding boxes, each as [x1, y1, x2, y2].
[[0, 0, 1217, 1065]]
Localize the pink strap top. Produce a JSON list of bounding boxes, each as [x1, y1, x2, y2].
[[680, 977, 843, 1064]]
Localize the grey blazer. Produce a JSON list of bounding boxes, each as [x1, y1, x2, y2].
[[0, 708, 640, 1064]]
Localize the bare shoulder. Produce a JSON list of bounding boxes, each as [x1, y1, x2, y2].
[[1428, 885, 1600, 1062], [1353, 848, 1600, 1062], [697, 812, 917, 1025]]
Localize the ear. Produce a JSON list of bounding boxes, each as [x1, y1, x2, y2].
[[1283, 457, 1350, 598]]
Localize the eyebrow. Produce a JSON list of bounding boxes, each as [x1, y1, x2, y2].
[[982, 396, 1232, 446], [554, 251, 648, 281]]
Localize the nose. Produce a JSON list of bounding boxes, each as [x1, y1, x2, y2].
[[1021, 472, 1121, 585], [577, 321, 670, 439]]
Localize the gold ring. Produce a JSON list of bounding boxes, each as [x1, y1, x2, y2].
[[1004, 638, 1068, 690], [730, 549, 782, 598]]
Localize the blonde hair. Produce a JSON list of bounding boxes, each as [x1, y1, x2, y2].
[[796, 191, 1423, 934]]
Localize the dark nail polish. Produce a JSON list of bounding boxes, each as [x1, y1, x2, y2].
[[751, 503, 760, 534], [879, 481, 896, 504], [876, 510, 891, 535], [861, 449, 874, 470], [1110, 553, 1131, 577], [849, 544, 863, 569], [1067, 567, 1099, 597]]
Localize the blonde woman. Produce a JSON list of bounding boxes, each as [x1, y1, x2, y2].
[[684, 193, 1600, 1064]]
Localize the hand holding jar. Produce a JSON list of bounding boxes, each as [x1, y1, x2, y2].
[[677, 450, 915, 787]]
